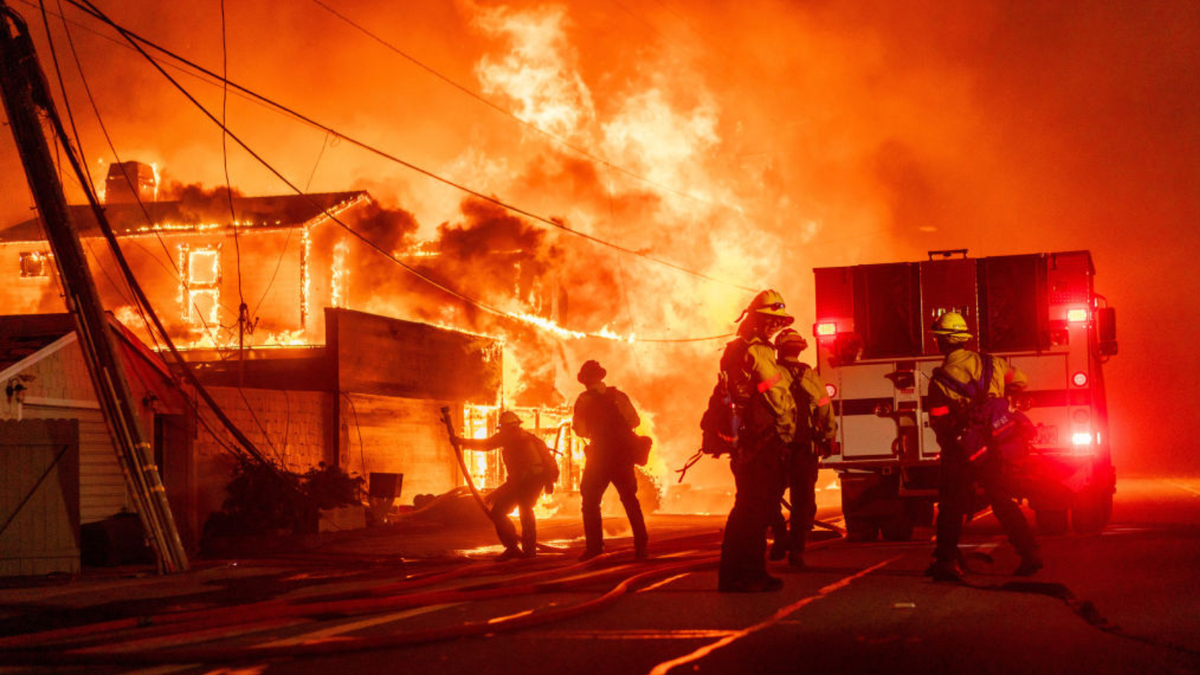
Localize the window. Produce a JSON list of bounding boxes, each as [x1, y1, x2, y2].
[[179, 244, 221, 325], [18, 251, 51, 278]]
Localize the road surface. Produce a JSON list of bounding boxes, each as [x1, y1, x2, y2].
[[1, 475, 1198, 675]]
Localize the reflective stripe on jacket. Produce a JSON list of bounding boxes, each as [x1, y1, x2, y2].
[[721, 335, 796, 444]]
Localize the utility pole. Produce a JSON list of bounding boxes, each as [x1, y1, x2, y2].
[[0, 4, 188, 573]]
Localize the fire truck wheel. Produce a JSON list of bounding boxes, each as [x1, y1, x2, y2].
[[1071, 488, 1113, 535], [844, 516, 879, 542], [1035, 508, 1069, 535]]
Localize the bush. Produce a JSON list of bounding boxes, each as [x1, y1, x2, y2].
[[203, 459, 363, 539]]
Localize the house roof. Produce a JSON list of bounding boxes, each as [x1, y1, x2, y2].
[[0, 191, 369, 243], [0, 312, 191, 415], [0, 314, 76, 374]]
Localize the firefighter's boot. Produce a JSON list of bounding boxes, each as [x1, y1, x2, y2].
[[719, 574, 784, 593], [494, 545, 524, 562], [768, 539, 788, 561], [925, 558, 964, 583], [578, 546, 604, 562], [1014, 553, 1044, 577]]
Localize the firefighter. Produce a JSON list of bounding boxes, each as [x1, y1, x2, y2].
[[925, 311, 1042, 582], [717, 290, 797, 592], [571, 360, 648, 559], [454, 411, 553, 561], [770, 328, 837, 569], [573, 360, 648, 561]]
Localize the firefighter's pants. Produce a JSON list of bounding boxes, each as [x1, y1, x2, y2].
[[490, 475, 543, 553], [720, 438, 787, 585], [934, 436, 1037, 563], [580, 454, 647, 553], [772, 445, 820, 553]]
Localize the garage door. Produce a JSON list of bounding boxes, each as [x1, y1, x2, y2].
[[23, 405, 132, 524]]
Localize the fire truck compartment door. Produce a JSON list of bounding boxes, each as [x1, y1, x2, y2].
[[834, 363, 901, 460], [920, 258, 979, 355]]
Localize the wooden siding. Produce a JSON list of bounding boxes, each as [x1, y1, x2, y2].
[[340, 393, 460, 501], [0, 419, 81, 576], [327, 308, 502, 405], [192, 388, 335, 533]]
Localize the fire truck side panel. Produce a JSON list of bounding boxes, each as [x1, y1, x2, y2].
[[1008, 353, 1070, 452], [833, 362, 903, 460]]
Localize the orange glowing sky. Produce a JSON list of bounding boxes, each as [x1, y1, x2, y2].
[[1, 0, 1198, 475]]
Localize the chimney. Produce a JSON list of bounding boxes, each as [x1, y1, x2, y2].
[[104, 161, 157, 204]]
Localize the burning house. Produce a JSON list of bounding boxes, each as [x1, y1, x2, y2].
[[0, 162, 376, 346], [0, 165, 629, 555]]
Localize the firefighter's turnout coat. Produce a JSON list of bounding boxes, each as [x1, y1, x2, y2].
[[722, 334, 796, 448], [928, 349, 1028, 435], [786, 364, 836, 446], [457, 429, 552, 483]]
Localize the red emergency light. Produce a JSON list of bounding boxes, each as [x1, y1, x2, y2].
[[1072, 371, 1089, 387], [815, 322, 838, 337], [1072, 431, 1093, 446], [1067, 308, 1089, 323], [825, 383, 837, 398]]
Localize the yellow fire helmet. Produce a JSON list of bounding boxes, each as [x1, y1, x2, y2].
[[744, 289, 795, 325], [498, 411, 523, 427], [775, 328, 809, 363], [931, 311, 972, 344]]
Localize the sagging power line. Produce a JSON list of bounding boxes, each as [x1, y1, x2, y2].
[[56, 0, 746, 344], [60, 0, 757, 296]]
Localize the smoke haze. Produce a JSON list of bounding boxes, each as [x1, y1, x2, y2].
[[1, 0, 1197, 480]]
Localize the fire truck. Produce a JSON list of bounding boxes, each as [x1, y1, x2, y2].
[[812, 250, 1118, 541]]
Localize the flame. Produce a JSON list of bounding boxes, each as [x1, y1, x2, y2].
[[472, 4, 594, 140], [331, 240, 349, 307], [261, 329, 308, 347]]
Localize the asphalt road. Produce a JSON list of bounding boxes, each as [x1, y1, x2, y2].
[[1, 475, 1198, 675]]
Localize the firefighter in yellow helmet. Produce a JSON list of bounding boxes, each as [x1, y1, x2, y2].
[[453, 411, 556, 561], [769, 328, 837, 568], [925, 311, 1041, 582], [716, 289, 797, 592]]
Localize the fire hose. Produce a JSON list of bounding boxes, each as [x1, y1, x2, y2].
[[0, 556, 721, 666], [439, 406, 495, 521], [0, 530, 730, 654]]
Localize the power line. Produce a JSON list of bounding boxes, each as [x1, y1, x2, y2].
[[62, 0, 746, 344], [48, 0, 238, 351], [60, 0, 756, 295]]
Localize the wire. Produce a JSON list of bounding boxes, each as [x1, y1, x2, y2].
[[219, 0, 246, 320], [66, 0, 739, 344], [306, 0, 740, 214], [35, 0, 173, 361], [50, 0, 237, 352], [60, 0, 756, 295]]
